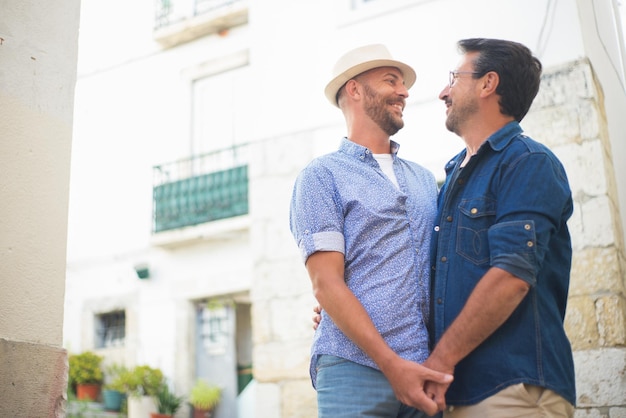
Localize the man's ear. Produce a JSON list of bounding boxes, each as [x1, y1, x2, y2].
[[344, 79, 361, 102], [479, 71, 499, 98]]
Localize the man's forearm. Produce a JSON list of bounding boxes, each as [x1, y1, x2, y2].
[[429, 267, 530, 370]]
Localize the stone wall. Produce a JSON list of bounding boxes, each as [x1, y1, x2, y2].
[[250, 133, 321, 417], [252, 59, 626, 417]]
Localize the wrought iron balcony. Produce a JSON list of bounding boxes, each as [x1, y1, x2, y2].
[[154, 0, 248, 47], [152, 144, 249, 233]]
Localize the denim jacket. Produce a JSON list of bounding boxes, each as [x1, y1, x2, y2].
[[430, 122, 576, 406]]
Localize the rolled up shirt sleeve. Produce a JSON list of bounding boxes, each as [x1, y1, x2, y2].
[[290, 162, 346, 264], [488, 220, 537, 285]]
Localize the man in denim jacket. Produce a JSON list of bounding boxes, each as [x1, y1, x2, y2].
[[425, 38, 576, 417]]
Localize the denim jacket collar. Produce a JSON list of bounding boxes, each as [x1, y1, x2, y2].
[[444, 121, 522, 176]]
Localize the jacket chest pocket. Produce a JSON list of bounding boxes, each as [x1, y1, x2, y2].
[[456, 198, 496, 265]]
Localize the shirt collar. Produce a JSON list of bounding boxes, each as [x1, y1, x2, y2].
[[484, 121, 522, 152], [444, 121, 522, 174], [339, 137, 400, 160]]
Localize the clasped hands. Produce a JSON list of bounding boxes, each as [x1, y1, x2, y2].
[[312, 305, 453, 416]]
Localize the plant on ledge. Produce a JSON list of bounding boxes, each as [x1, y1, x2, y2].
[[117, 365, 164, 398], [151, 383, 184, 418], [68, 351, 104, 401], [189, 379, 221, 418]]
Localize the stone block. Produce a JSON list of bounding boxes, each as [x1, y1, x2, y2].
[[250, 132, 316, 177], [255, 381, 281, 417], [269, 293, 319, 342], [570, 202, 585, 252], [574, 408, 606, 418], [252, 300, 273, 344], [253, 339, 311, 381], [578, 99, 601, 141], [250, 218, 303, 261], [574, 408, 609, 418], [252, 259, 310, 301], [581, 196, 615, 247], [249, 176, 295, 221], [610, 407, 626, 418], [534, 60, 596, 108], [574, 348, 626, 407], [282, 378, 317, 418], [569, 247, 623, 296], [596, 295, 626, 346], [558, 139, 607, 198], [565, 296, 600, 350], [0, 339, 68, 418], [524, 105, 583, 147]]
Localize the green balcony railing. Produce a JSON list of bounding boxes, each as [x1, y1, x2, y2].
[[152, 145, 249, 233], [154, 0, 246, 30]]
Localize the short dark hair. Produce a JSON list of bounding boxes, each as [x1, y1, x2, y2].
[[458, 38, 542, 122]]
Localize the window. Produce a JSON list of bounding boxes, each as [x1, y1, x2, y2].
[[95, 311, 126, 348], [190, 52, 250, 156], [200, 301, 232, 355]]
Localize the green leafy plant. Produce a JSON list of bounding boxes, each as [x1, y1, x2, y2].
[[68, 351, 104, 385], [108, 365, 164, 397], [188, 379, 221, 411], [155, 383, 184, 414], [103, 363, 129, 391]]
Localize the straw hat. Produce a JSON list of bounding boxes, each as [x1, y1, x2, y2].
[[324, 44, 416, 107]]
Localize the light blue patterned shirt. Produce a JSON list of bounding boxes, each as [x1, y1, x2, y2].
[[289, 137, 437, 387]]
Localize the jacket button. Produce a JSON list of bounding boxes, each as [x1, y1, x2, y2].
[[437, 298, 443, 304], [441, 256, 447, 262], [446, 216, 452, 222]]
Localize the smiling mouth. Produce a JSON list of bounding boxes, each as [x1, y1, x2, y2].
[[390, 102, 404, 114]]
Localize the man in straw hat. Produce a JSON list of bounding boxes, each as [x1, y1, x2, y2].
[[290, 44, 452, 417]]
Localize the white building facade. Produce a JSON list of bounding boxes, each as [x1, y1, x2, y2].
[[64, 0, 626, 417]]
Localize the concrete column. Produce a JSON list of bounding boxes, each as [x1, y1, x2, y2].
[[0, 0, 81, 416]]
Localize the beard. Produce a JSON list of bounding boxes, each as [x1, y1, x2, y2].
[[445, 95, 478, 135], [361, 83, 404, 136]]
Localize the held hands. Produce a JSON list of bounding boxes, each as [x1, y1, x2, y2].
[[311, 305, 453, 415], [422, 355, 454, 413], [382, 356, 453, 416]]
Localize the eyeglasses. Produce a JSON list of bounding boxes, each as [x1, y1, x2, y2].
[[449, 71, 481, 87]]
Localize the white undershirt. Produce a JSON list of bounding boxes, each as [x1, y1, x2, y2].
[[373, 154, 399, 189]]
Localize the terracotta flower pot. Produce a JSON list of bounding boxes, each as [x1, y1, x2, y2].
[[76, 383, 101, 401], [193, 408, 213, 418]]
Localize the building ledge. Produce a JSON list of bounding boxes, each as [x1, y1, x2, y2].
[[150, 214, 250, 248], [154, 1, 248, 48]]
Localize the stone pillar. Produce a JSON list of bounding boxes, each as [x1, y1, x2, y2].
[[0, 0, 81, 416], [250, 132, 321, 418]]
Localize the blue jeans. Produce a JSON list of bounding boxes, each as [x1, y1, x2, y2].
[[316, 355, 437, 418]]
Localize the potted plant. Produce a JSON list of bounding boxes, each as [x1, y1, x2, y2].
[[122, 365, 164, 418], [151, 383, 184, 418], [68, 351, 104, 401], [102, 363, 128, 412], [189, 379, 221, 418], [125, 365, 164, 397]]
